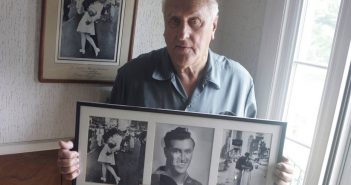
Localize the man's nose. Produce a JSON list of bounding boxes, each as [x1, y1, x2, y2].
[[180, 152, 187, 162], [177, 23, 191, 40]]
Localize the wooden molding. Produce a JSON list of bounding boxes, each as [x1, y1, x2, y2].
[[0, 150, 63, 185]]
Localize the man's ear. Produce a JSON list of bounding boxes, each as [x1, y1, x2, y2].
[[211, 16, 219, 40]]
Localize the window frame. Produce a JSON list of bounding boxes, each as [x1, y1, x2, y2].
[[255, 0, 351, 184], [323, 0, 351, 182]]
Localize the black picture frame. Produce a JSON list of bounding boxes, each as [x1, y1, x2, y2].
[[74, 101, 286, 185]]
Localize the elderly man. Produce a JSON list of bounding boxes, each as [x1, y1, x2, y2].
[[57, 0, 293, 184], [151, 127, 201, 185]]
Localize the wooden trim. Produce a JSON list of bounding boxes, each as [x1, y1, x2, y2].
[[0, 150, 62, 185], [128, 0, 139, 61]]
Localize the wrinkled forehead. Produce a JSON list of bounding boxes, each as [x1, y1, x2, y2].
[[164, 0, 210, 18]]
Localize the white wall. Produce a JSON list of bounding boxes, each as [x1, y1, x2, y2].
[[212, 0, 267, 80], [0, 0, 164, 149], [132, 0, 165, 57], [0, 0, 107, 144]]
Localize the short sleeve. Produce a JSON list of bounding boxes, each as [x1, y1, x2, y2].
[[244, 81, 257, 118], [110, 68, 126, 104]]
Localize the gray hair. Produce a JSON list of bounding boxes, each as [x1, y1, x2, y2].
[[162, 0, 219, 18]]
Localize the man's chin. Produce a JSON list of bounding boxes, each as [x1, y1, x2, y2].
[[169, 55, 198, 67], [173, 166, 188, 174], [171, 53, 192, 60], [169, 48, 195, 58]]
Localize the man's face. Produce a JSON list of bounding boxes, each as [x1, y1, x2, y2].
[[164, 139, 194, 175], [163, 0, 218, 69]]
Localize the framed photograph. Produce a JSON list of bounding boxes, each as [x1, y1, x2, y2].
[[74, 102, 287, 185], [39, 0, 138, 83]]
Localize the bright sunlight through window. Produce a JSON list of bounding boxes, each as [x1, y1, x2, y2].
[[282, 0, 342, 184]]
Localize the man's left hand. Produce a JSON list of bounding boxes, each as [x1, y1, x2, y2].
[[274, 156, 294, 185]]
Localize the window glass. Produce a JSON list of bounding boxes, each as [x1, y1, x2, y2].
[[284, 64, 327, 146], [296, 0, 341, 66]]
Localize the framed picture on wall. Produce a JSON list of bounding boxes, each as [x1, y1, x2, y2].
[[74, 101, 287, 185], [39, 0, 138, 83]]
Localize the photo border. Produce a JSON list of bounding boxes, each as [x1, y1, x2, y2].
[[39, 0, 138, 83], [74, 101, 287, 185]]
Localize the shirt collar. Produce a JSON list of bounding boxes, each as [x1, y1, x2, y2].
[[152, 48, 221, 89], [204, 49, 221, 89], [154, 166, 190, 183], [152, 48, 175, 81]]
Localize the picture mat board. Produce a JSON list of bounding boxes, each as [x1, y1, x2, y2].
[[74, 102, 286, 185], [39, 0, 136, 82]]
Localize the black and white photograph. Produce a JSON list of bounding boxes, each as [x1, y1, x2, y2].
[[39, 0, 136, 82], [151, 123, 214, 185], [58, 0, 123, 63], [217, 130, 272, 185], [74, 102, 286, 185], [84, 116, 147, 185]]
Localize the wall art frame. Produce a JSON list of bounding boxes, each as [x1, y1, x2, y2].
[[39, 0, 138, 83], [74, 101, 287, 185]]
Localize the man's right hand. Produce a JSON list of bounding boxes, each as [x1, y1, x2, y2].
[[57, 140, 80, 180]]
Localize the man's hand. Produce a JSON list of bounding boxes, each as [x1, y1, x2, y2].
[[57, 140, 80, 180], [274, 156, 294, 185]]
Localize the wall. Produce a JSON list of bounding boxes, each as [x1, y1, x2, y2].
[[132, 0, 165, 57], [212, 0, 267, 81], [0, 0, 164, 152], [0, 0, 108, 145]]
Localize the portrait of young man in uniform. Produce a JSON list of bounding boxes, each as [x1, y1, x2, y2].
[[151, 127, 203, 185]]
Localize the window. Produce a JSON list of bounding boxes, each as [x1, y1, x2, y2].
[[256, 0, 351, 184], [282, 0, 341, 184]]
